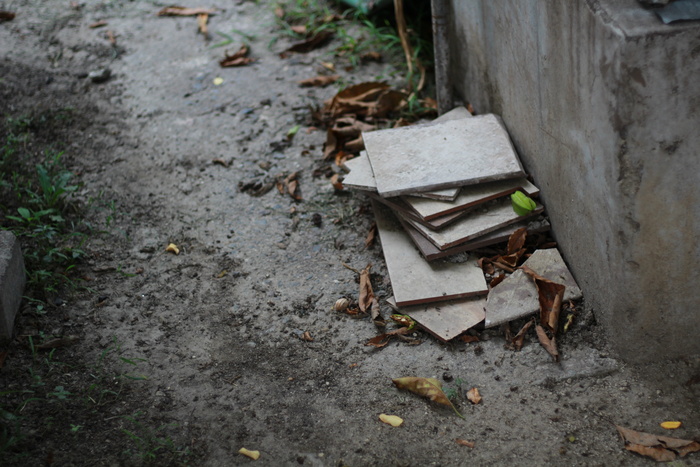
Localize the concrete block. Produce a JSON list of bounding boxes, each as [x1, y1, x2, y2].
[[363, 114, 525, 197], [485, 248, 583, 328], [386, 295, 486, 342], [402, 197, 544, 250], [446, 0, 700, 360], [372, 200, 488, 306], [0, 231, 25, 340]]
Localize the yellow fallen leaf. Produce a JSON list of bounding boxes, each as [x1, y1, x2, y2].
[[379, 414, 403, 427], [392, 376, 463, 418], [213, 77, 224, 85], [660, 421, 682, 430], [467, 387, 482, 405], [238, 448, 260, 460], [165, 243, 180, 255]]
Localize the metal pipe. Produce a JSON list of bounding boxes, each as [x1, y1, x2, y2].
[[431, 0, 453, 115]]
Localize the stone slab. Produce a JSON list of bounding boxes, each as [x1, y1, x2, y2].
[[362, 114, 525, 197], [367, 192, 468, 231], [342, 151, 376, 192], [402, 197, 544, 250], [400, 216, 551, 261], [386, 296, 486, 342], [403, 178, 539, 221], [372, 200, 488, 306], [342, 152, 458, 200], [0, 231, 25, 340], [484, 248, 583, 328]]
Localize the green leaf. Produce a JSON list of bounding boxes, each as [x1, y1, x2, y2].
[[17, 207, 31, 219], [511, 190, 536, 216]]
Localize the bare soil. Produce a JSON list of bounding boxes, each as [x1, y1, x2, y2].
[[1, 1, 698, 466]]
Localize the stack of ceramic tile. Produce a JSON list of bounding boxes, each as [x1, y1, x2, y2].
[[341, 107, 551, 341]]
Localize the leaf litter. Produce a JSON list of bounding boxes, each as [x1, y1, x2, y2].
[[616, 424, 700, 462], [392, 377, 463, 419]]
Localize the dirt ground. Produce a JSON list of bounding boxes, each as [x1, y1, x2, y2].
[[1, 1, 699, 465]]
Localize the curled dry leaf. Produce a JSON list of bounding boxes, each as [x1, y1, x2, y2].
[[219, 45, 256, 67], [330, 173, 343, 190], [455, 439, 475, 448], [616, 424, 700, 462], [366, 326, 411, 348], [392, 377, 463, 418], [165, 243, 180, 255], [157, 6, 216, 16], [507, 227, 528, 255], [212, 158, 228, 167], [89, 20, 108, 28], [660, 421, 682, 430], [0, 11, 16, 21], [512, 319, 534, 351], [466, 387, 482, 405], [301, 331, 314, 342], [490, 273, 506, 288], [535, 324, 559, 362], [280, 30, 333, 57], [364, 223, 377, 249], [197, 13, 208, 35], [521, 265, 565, 332], [290, 25, 307, 35], [379, 414, 404, 427], [333, 298, 350, 312], [298, 74, 339, 87], [361, 51, 382, 62], [238, 447, 260, 460]]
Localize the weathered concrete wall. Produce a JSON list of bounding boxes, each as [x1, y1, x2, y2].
[[446, 0, 700, 362]]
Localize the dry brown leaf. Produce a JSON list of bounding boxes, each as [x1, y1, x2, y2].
[[219, 45, 256, 67], [196, 13, 208, 35], [507, 227, 528, 255], [323, 128, 338, 160], [455, 438, 475, 448], [89, 20, 108, 28], [280, 30, 333, 56], [477, 257, 495, 275], [466, 387, 482, 404], [490, 273, 506, 288], [211, 158, 228, 167], [392, 377, 463, 418], [365, 223, 377, 249], [157, 6, 216, 16], [344, 136, 364, 153], [535, 324, 559, 362], [512, 319, 534, 351], [361, 51, 382, 62], [275, 172, 301, 201], [274, 6, 284, 19], [330, 173, 343, 190], [0, 10, 15, 21], [521, 265, 566, 332], [358, 264, 374, 313], [290, 25, 307, 35], [301, 331, 314, 342], [298, 74, 339, 87], [616, 424, 700, 461], [331, 116, 375, 138], [366, 326, 411, 348]]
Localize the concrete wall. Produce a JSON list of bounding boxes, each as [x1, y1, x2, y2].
[[446, 0, 700, 362]]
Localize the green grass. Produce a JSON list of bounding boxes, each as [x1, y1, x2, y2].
[[0, 117, 88, 303]]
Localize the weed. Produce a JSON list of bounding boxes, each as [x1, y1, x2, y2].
[[121, 411, 191, 464], [1, 117, 88, 301]]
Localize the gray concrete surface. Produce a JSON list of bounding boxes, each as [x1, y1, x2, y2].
[[445, 0, 700, 362], [0, 231, 25, 340]]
